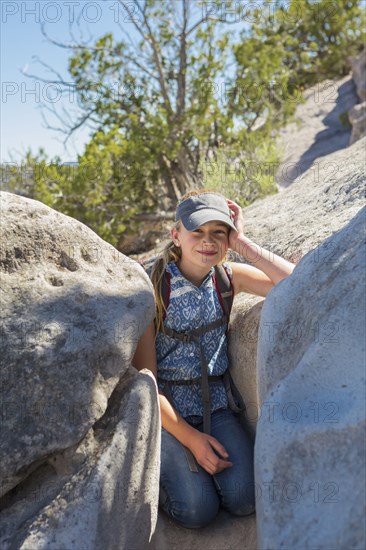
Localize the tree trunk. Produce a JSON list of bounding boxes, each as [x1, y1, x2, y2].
[[157, 149, 199, 207], [157, 154, 182, 205]]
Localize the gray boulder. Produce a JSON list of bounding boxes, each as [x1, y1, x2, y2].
[[228, 295, 264, 437], [228, 137, 366, 433], [1, 368, 161, 550], [240, 136, 365, 262], [275, 75, 358, 188], [255, 205, 366, 549], [0, 192, 160, 548]]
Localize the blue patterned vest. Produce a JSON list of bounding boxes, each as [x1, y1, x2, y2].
[[155, 261, 232, 419]]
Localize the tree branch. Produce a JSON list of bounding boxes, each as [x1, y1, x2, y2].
[[185, 16, 218, 37], [118, 0, 149, 42], [124, 0, 173, 115], [40, 22, 112, 52], [39, 101, 96, 139], [21, 66, 76, 90], [123, 54, 159, 80], [176, 0, 188, 117]]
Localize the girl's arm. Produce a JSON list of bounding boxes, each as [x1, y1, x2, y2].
[[131, 321, 158, 378], [132, 321, 233, 474], [227, 199, 296, 297]]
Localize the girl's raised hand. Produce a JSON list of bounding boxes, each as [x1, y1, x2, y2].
[[227, 199, 245, 247], [188, 429, 233, 475]]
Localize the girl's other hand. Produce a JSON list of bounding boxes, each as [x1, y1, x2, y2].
[[188, 428, 233, 475]]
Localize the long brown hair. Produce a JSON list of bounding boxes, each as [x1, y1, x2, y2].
[[151, 188, 227, 336]]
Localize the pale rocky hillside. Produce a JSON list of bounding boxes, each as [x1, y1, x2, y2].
[[276, 49, 366, 189]]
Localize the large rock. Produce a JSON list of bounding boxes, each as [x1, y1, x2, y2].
[[228, 296, 264, 437], [239, 136, 365, 262], [0, 368, 161, 550], [228, 137, 365, 433], [275, 75, 358, 188], [255, 205, 366, 549], [0, 192, 160, 548]]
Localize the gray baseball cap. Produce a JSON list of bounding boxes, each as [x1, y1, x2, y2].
[[175, 192, 237, 232]]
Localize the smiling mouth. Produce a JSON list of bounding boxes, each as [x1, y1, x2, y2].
[[198, 250, 217, 255]]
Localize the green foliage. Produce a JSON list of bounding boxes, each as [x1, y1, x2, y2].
[[11, 0, 365, 247], [66, 1, 233, 190], [201, 132, 279, 205], [71, 127, 159, 241], [338, 111, 352, 129], [3, 149, 73, 211], [233, 0, 366, 126], [273, 0, 366, 85], [4, 130, 159, 244]]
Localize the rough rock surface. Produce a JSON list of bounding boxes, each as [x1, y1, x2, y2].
[[241, 136, 365, 264], [228, 295, 264, 437], [0, 192, 159, 548], [228, 137, 365, 433], [0, 369, 161, 550], [275, 75, 358, 188], [255, 205, 366, 549]]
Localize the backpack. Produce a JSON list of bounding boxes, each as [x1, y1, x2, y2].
[[142, 259, 250, 470]]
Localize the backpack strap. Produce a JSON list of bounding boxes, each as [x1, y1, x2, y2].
[[160, 263, 234, 319], [213, 264, 234, 325], [161, 271, 170, 321]]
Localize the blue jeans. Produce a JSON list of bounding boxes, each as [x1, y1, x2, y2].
[[159, 408, 255, 528]]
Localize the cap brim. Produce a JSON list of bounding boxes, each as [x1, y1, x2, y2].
[[181, 210, 237, 232]]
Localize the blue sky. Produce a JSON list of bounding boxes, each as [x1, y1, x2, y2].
[[1, 0, 244, 165], [1, 1, 145, 163]]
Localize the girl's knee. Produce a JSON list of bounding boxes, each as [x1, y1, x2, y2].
[[226, 501, 256, 517], [160, 490, 220, 529], [219, 481, 256, 517]]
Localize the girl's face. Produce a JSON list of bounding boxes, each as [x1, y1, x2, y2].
[[171, 220, 230, 269]]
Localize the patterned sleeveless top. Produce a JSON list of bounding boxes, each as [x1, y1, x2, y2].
[[155, 260, 232, 419]]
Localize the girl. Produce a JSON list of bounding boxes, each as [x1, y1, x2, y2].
[[132, 190, 295, 528]]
